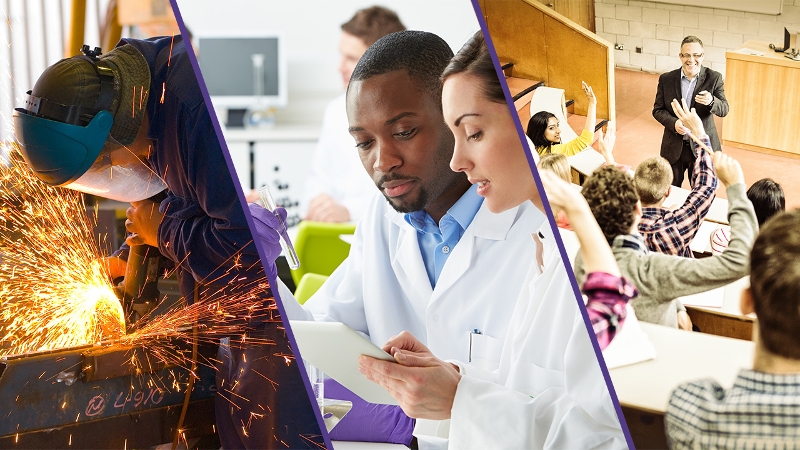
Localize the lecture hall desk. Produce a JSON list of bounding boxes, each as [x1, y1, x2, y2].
[[663, 186, 729, 225], [610, 323, 754, 449], [682, 277, 755, 341]]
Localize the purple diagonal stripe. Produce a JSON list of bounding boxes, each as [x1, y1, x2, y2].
[[469, 1, 635, 448], [168, 1, 332, 448]]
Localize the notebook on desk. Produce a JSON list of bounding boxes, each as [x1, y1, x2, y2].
[[678, 286, 725, 309], [689, 220, 719, 255], [601, 304, 657, 369]]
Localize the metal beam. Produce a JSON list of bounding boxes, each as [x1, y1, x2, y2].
[[67, 0, 85, 57]]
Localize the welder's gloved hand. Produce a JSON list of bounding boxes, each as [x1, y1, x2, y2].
[[325, 378, 415, 445], [125, 200, 163, 248], [248, 203, 287, 280], [102, 255, 127, 281]]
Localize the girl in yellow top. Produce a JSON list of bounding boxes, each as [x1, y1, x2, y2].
[[526, 81, 596, 156]]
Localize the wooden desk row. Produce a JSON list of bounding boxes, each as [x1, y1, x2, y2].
[[557, 219, 755, 447], [610, 323, 754, 448]]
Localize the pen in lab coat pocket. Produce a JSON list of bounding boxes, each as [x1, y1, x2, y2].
[[469, 329, 481, 362]]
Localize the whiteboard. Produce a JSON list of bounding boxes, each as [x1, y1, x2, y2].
[[652, 0, 782, 15]]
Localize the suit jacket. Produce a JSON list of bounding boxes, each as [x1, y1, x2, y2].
[[652, 66, 729, 163]]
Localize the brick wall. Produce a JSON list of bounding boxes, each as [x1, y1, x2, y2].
[[595, 0, 800, 76]]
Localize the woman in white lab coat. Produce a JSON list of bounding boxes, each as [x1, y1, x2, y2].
[[358, 31, 636, 449]]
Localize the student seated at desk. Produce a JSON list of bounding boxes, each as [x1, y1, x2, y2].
[[538, 153, 571, 182], [574, 99, 758, 329], [666, 209, 800, 448], [711, 178, 784, 255], [540, 171, 636, 349], [358, 31, 631, 449], [537, 124, 615, 230], [526, 81, 597, 156], [536, 120, 618, 181], [539, 153, 573, 230], [634, 132, 717, 258]]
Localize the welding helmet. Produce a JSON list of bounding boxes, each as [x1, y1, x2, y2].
[[12, 44, 167, 202]]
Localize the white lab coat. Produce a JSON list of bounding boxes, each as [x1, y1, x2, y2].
[[282, 190, 545, 371], [443, 225, 626, 449], [301, 93, 376, 222]]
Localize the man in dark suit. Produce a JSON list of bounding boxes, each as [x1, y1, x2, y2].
[[653, 35, 729, 187]]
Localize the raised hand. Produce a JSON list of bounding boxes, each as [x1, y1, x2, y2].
[[597, 121, 616, 165], [671, 98, 705, 137], [582, 81, 597, 106], [712, 152, 745, 187]]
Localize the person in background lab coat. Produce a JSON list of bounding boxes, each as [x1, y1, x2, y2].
[[358, 31, 632, 449], [302, 6, 405, 223], [253, 30, 544, 446]]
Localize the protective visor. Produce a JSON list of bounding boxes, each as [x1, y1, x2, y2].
[[13, 107, 166, 202], [65, 140, 167, 202]]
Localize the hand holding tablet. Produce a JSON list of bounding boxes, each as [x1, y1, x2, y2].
[[289, 321, 398, 405]]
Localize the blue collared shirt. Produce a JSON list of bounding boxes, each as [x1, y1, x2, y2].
[[680, 69, 699, 140], [404, 184, 484, 287]]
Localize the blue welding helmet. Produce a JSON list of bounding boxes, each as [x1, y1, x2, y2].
[[12, 106, 114, 186], [12, 44, 166, 202]]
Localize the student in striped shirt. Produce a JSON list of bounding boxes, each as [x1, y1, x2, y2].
[[666, 209, 800, 448], [634, 132, 717, 258]]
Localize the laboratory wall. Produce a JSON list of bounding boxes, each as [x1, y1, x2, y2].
[[178, 0, 480, 126], [177, 0, 481, 227]]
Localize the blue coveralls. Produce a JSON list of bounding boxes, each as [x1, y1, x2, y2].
[[121, 36, 323, 449]]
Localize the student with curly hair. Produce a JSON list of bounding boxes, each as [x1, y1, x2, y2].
[[575, 99, 758, 329]]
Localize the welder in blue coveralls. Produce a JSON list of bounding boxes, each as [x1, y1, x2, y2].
[[12, 35, 321, 449]]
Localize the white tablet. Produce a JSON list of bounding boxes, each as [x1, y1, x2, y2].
[[289, 320, 398, 405]]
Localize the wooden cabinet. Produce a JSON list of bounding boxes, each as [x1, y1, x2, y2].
[[723, 41, 800, 155]]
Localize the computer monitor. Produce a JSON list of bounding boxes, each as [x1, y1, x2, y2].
[[784, 26, 800, 53], [197, 33, 288, 109]]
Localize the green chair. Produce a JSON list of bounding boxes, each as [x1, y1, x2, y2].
[[293, 273, 329, 305], [290, 221, 356, 286]]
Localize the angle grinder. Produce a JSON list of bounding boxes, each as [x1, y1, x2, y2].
[[116, 190, 168, 330]]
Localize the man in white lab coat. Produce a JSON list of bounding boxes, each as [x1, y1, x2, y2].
[[302, 6, 405, 223], [268, 30, 544, 445]]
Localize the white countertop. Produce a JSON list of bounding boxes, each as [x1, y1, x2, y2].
[[222, 125, 321, 142]]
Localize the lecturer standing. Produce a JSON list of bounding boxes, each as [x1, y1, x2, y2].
[[653, 35, 728, 187]]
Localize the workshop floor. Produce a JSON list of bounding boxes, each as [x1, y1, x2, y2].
[[608, 68, 800, 208]]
